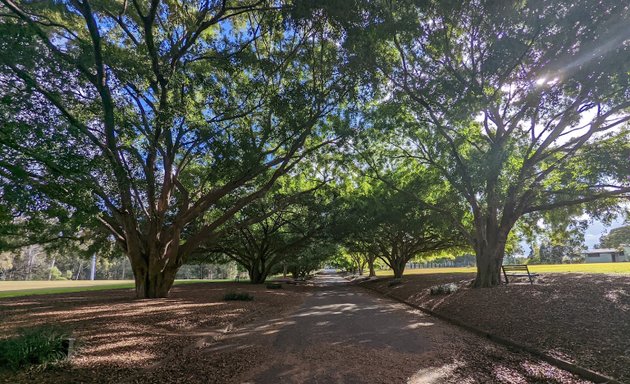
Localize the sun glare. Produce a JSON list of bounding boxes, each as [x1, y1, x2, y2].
[[535, 76, 559, 87]]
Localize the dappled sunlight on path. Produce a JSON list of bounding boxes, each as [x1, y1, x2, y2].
[[229, 274, 589, 384]]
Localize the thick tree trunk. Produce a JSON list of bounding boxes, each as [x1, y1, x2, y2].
[[473, 249, 503, 287], [129, 245, 181, 298], [248, 267, 268, 284], [368, 260, 376, 277], [132, 263, 177, 298], [472, 227, 510, 288], [391, 259, 406, 279]]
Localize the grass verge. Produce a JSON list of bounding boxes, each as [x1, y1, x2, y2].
[[375, 262, 630, 277], [0, 279, 234, 299]]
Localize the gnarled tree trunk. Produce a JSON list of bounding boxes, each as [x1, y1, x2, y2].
[[379, 242, 409, 279], [128, 238, 183, 298], [131, 258, 179, 298], [472, 245, 504, 288], [472, 222, 511, 288], [391, 258, 407, 279], [368, 260, 376, 277], [133, 267, 177, 298], [247, 257, 270, 284]]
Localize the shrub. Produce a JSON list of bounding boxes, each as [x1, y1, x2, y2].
[[525, 257, 542, 265], [429, 283, 459, 295], [49, 266, 66, 281], [223, 292, 254, 301], [0, 326, 72, 371], [266, 282, 282, 289]]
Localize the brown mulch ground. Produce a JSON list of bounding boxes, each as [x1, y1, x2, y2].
[[0, 282, 307, 384], [361, 273, 630, 382]]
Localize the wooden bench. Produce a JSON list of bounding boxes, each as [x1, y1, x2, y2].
[[501, 264, 538, 284]]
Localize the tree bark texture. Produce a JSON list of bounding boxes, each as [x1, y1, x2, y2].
[[368, 260, 376, 277], [472, 220, 510, 288], [129, 245, 181, 298]]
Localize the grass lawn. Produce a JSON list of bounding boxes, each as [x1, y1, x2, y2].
[[0, 279, 231, 298], [375, 262, 630, 276]]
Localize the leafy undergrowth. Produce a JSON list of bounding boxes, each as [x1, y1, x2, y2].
[[361, 273, 630, 382], [0, 326, 72, 372], [223, 292, 254, 301]]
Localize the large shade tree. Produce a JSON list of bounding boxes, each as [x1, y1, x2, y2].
[[334, 193, 380, 277], [0, 0, 353, 297], [203, 183, 334, 283], [599, 225, 630, 249], [366, 184, 465, 279], [335, 162, 466, 279], [285, 240, 338, 279], [354, 0, 630, 286]]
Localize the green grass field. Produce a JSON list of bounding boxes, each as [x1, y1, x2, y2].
[[376, 262, 630, 277], [0, 279, 231, 299]]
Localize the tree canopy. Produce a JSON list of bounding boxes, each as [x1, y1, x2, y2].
[[599, 225, 630, 249], [343, 0, 630, 286], [1, 0, 629, 294], [0, 0, 354, 296], [201, 178, 336, 283], [332, 157, 467, 278]]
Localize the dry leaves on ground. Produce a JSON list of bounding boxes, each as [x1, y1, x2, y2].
[[0, 282, 306, 384], [362, 272, 630, 382]]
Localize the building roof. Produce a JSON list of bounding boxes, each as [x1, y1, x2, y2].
[[582, 248, 620, 254]]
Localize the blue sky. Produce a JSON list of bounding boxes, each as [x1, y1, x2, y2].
[[582, 216, 626, 249], [519, 215, 627, 255]]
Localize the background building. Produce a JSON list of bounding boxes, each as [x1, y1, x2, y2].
[[582, 248, 628, 263]]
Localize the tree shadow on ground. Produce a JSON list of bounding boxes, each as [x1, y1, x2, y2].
[[362, 273, 629, 382], [0, 282, 306, 384], [225, 287, 590, 384]]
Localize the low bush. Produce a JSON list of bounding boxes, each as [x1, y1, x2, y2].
[[0, 326, 72, 371], [223, 292, 254, 301], [429, 283, 459, 295]]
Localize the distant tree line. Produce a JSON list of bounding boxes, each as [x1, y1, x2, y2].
[[0, 246, 130, 281]]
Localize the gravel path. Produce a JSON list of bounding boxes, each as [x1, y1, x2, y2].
[[226, 273, 590, 383]]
